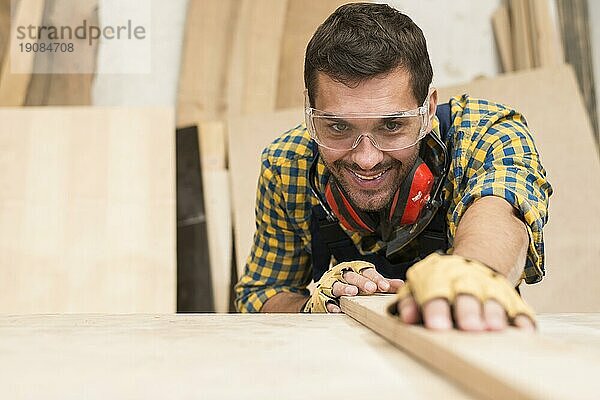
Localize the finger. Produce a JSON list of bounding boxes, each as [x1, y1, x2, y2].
[[388, 279, 404, 293], [483, 299, 508, 331], [326, 302, 341, 313], [343, 270, 378, 294], [422, 298, 453, 330], [513, 314, 536, 332], [360, 268, 390, 292], [454, 294, 485, 331], [331, 281, 359, 298], [398, 294, 420, 324]]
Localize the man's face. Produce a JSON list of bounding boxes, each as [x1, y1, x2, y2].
[[313, 67, 437, 212]]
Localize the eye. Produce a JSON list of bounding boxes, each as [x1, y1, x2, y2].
[[330, 122, 348, 133], [384, 120, 402, 132]]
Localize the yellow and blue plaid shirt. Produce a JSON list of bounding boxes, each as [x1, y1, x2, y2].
[[235, 95, 553, 312]]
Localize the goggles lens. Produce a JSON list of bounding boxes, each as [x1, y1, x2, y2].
[[308, 112, 427, 151], [304, 90, 431, 152]]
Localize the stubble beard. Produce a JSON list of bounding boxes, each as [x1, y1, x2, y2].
[[323, 150, 420, 212]]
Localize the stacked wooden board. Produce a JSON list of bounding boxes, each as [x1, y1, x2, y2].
[[0, 0, 99, 106], [556, 0, 598, 141], [491, 0, 563, 72], [492, 0, 597, 141], [0, 107, 176, 313], [176, 126, 214, 312], [0, 0, 46, 106], [25, 0, 99, 106]]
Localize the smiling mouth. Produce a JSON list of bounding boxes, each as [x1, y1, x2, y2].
[[350, 167, 391, 181]]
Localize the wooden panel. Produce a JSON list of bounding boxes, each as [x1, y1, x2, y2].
[[275, 0, 348, 109], [437, 66, 600, 312], [556, 0, 598, 141], [25, 0, 99, 106], [0, 107, 176, 313], [227, 0, 288, 116], [228, 109, 303, 274], [528, 0, 563, 68], [198, 121, 231, 313], [0, 0, 9, 74], [176, 126, 213, 312], [176, 0, 237, 126], [509, 0, 534, 70], [203, 170, 232, 313], [341, 295, 600, 400], [0, 313, 474, 399], [0, 0, 45, 106], [492, 2, 514, 72]]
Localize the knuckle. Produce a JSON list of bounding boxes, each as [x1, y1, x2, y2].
[[331, 282, 344, 297], [343, 270, 357, 284]]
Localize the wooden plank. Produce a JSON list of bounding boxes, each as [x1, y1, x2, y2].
[[25, 0, 99, 106], [176, 0, 237, 126], [275, 0, 348, 109], [0, 0, 45, 106], [341, 295, 600, 400], [0, 313, 474, 399], [525, 0, 541, 67], [528, 0, 563, 68], [556, 0, 598, 142], [227, 0, 288, 116], [198, 121, 231, 313], [198, 120, 227, 170], [176, 126, 214, 312], [509, 0, 534, 70], [228, 108, 303, 275], [437, 65, 600, 312], [0, 0, 10, 75], [492, 2, 514, 72], [203, 169, 232, 313], [0, 107, 176, 313]]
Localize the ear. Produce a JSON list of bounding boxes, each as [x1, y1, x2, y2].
[[425, 88, 438, 133]]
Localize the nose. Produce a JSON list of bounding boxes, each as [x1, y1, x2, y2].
[[350, 135, 384, 170]]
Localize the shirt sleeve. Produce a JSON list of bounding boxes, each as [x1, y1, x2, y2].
[[234, 153, 312, 312], [447, 105, 553, 284]]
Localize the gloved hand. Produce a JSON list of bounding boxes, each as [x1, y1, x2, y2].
[[387, 252, 536, 330], [304, 261, 402, 313]]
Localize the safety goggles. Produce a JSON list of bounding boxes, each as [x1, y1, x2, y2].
[[305, 91, 431, 152]]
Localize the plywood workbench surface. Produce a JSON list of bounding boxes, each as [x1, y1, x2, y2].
[[0, 312, 474, 399], [1, 308, 598, 399]]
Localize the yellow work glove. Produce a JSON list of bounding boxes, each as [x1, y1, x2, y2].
[[387, 252, 535, 324], [304, 261, 374, 313]]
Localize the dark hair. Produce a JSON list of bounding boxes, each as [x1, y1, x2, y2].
[[304, 2, 433, 107]]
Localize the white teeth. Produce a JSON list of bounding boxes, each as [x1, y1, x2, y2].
[[352, 170, 386, 180]]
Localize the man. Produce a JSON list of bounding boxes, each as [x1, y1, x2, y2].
[[235, 3, 552, 332]]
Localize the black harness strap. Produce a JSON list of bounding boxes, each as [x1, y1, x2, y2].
[[310, 103, 453, 281]]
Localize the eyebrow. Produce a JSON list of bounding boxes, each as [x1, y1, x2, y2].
[[322, 116, 407, 124], [323, 116, 351, 124]]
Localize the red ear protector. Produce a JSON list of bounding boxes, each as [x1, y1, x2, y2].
[[324, 158, 434, 234]]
